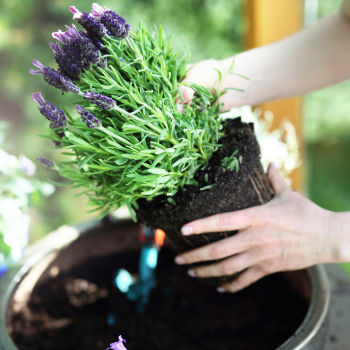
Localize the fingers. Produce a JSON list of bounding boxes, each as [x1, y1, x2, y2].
[[268, 163, 289, 195], [187, 252, 256, 278], [175, 231, 250, 265], [181, 207, 258, 236], [217, 266, 266, 293], [176, 64, 199, 104], [176, 60, 219, 104], [177, 85, 195, 104]]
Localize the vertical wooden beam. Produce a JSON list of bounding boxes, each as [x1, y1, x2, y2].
[[245, 0, 305, 193]]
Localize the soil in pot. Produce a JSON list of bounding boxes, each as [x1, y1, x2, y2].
[[136, 117, 273, 285], [9, 246, 309, 350]]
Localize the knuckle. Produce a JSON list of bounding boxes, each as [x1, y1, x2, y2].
[[219, 262, 232, 276], [210, 244, 226, 259], [185, 251, 197, 263], [252, 234, 269, 247], [218, 214, 233, 230], [259, 262, 273, 275]]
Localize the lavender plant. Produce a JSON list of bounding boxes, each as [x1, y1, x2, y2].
[[31, 3, 238, 220]]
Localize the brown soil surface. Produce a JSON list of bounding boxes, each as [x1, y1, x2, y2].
[[10, 247, 308, 350], [136, 118, 272, 285]]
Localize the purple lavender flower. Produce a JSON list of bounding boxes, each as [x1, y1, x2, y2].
[[69, 6, 107, 38], [76, 105, 101, 128], [106, 335, 127, 350], [83, 91, 116, 110], [91, 3, 108, 18], [97, 57, 107, 68], [29, 60, 79, 94], [69, 6, 106, 50], [60, 76, 81, 94], [51, 24, 100, 78], [91, 3, 130, 39], [32, 92, 67, 128], [36, 157, 55, 170]]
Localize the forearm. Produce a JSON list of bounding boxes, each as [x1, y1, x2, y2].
[[220, 10, 350, 110], [330, 211, 350, 263]]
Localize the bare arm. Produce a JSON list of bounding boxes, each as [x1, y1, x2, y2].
[[175, 1, 350, 292], [175, 166, 350, 293], [180, 1, 350, 110]]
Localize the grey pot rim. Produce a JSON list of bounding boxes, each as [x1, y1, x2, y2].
[[0, 220, 330, 350]]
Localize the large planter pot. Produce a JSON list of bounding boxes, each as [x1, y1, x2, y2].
[[0, 219, 330, 350]]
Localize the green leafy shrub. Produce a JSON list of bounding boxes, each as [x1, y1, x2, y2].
[[31, 4, 238, 219]]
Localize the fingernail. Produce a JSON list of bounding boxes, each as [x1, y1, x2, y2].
[[175, 256, 186, 265], [181, 226, 193, 235], [217, 287, 226, 293], [187, 270, 197, 277]]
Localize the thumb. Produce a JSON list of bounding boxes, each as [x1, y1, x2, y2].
[[267, 163, 289, 195]]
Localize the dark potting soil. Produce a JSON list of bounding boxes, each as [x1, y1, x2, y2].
[[136, 118, 272, 285], [10, 247, 308, 350]]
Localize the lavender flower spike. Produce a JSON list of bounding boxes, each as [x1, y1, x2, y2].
[[76, 105, 101, 128], [52, 24, 81, 42], [91, 3, 130, 39], [60, 76, 81, 94], [69, 6, 107, 38], [83, 91, 116, 110], [29, 60, 79, 94], [36, 158, 56, 170], [91, 3, 109, 18], [51, 25, 100, 78], [69, 6, 83, 19], [106, 335, 127, 350], [32, 92, 67, 128]]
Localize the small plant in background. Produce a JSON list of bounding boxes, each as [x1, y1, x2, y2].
[[0, 122, 55, 276], [30, 3, 240, 220]]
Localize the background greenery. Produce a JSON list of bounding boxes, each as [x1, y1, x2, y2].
[[0, 0, 350, 274]]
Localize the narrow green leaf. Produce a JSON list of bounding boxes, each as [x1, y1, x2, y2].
[[147, 168, 169, 175], [200, 183, 217, 191]]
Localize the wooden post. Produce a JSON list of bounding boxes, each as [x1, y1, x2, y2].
[[245, 0, 305, 193]]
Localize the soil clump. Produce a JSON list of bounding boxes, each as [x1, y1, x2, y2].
[[136, 118, 272, 285]]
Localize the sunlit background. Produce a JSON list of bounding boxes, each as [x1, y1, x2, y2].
[[0, 0, 349, 272]]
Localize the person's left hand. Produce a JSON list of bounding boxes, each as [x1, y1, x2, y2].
[[174, 164, 337, 293]]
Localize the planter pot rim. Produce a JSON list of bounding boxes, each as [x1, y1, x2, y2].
[[0, 220, 330, 350]]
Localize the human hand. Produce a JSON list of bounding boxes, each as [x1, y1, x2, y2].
[[178, 59, 221, 103], [175, 164, 339, 293], [177, 58, 248, 111]]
